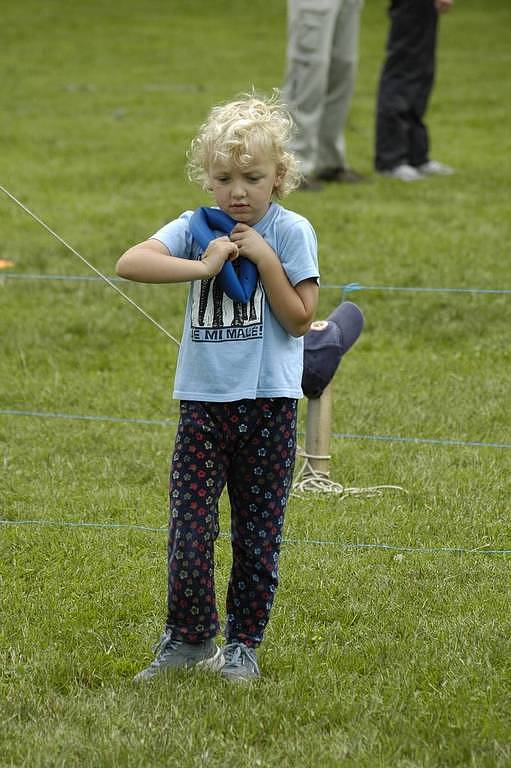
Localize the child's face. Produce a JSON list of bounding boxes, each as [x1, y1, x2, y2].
[[208, 151, 283, 226]]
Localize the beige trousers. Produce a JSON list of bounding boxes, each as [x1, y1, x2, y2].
[[282, 0, 363, 176]]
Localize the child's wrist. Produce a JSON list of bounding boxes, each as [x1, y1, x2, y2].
[[199, 259, 213, 280]]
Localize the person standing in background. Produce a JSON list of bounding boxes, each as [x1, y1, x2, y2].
[[375, 0, 455, 181], [282, 0, 365, 190]]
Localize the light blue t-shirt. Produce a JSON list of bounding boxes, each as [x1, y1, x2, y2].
[[152, 202, 319, 402]]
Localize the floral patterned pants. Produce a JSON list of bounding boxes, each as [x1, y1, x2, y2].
[[166, 398, 297, 647]]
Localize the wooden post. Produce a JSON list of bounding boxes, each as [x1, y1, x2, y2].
[[304, 382, 333, 477]]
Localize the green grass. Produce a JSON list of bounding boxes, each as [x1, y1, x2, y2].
[[1, 0, 511, 766]]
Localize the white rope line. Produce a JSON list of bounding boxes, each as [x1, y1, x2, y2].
[[292, 447, 407, 498], [0, 184, 181, 347]]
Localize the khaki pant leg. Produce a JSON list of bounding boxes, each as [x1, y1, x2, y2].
[[282, 0, 339, 175], [316, 0, 363, 172]]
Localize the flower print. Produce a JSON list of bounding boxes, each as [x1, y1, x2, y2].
[[238, 424, 248, 433]]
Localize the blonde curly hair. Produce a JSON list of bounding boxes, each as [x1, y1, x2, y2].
[[187, 92, 301, 198]]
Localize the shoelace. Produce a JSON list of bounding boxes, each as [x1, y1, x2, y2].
[[223, 642, 256, 669], [152, 633, 181, 660]]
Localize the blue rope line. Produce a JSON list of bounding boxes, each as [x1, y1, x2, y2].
[[337, 281, 511, 295], [330, 431, 511, 450], [1, 518, 510, 556], [0, 408, 177, 428], [4, 273, 510, 295], [2, 272, 126, 283], [1, 408, 509, 450]]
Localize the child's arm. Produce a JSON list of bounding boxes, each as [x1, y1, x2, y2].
[[229, 224, 319, 337], [116, 236, 238, 284]]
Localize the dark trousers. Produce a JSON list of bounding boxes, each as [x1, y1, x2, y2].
[[166, 398, 297, 647], [375, 0, 438, 170]]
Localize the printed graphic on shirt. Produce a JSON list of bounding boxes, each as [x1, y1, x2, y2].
[[191, 276, 264, 343]]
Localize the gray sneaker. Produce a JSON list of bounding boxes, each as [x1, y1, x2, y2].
[[381, 163, 425, 182], [133, 632, 224, 682], [220, 642, 260, 682], [417, 160, 454, 176]]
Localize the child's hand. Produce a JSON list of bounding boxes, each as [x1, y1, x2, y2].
[[229, 223, 276, 266], [201, 236, 238, 278]]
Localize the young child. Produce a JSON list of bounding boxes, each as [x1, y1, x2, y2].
[[116, 93, 319, 682]]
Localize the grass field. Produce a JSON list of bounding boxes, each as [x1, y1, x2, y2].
[[1, 1, 510, 766]]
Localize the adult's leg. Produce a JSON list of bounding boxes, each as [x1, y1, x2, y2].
[[225, 398, 298, 647], [316, 0, 363, 174], [282, 0, 339, 176], [408, 4, 438, 167], [375, 0, 437, 171]]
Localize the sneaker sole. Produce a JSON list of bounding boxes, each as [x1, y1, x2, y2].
[[220, 668, 260, 682], [133, 644, 224, 682], [197, 645, 225, 672]]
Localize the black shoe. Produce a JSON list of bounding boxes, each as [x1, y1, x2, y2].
[[316, 167, 365, 184], [296, 176, 324, 192]]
